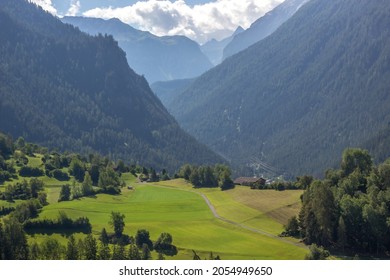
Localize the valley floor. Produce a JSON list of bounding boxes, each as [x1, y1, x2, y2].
[[15, 175, 307, 260]]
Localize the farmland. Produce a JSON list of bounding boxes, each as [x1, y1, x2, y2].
[[0, 149, 307, 260], [29, 176, 307, 259]]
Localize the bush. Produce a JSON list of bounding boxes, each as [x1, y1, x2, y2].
[[24, 214, 92, 234], [305, 244, 330, 260], [0, 206, 15, 216], [282, 216, 300, 237], [51, 169, 70, 181], [0, 170, 11, 184], [19, 166, 44, 177]]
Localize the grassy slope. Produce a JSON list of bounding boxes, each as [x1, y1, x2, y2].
[[155, 179, 303, 234]]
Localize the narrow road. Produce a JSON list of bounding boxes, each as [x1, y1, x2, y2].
[[151, 184, 306, 249]]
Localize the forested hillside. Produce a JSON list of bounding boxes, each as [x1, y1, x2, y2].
[[61, 16, 213, 83], [151, 78, 195, 109], [0, 0, 224, 172], [201, 26, 244, 65], [169, 0, 390, 177]]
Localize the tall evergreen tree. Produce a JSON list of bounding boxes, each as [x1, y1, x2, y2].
[[98, 241, 111, 260], [109, 212, 125, 237], [84, 234, 97, 260], [66, 235, 79, 260], [82, 171, 94, 196]]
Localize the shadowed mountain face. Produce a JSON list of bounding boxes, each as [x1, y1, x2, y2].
[[61, 16, 213, 83], [201, 26, 244, 66], [0, 0, 224, 172], [167, 0, 390, 177], [223, 0, 310, 60]]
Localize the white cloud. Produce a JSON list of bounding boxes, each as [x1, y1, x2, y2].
[[28, 0, 57, 15], [83, 0, 285, 44], [66, 0, 81, 16]]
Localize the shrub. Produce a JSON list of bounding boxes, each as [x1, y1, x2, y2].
[[19, 166, 44, 177]]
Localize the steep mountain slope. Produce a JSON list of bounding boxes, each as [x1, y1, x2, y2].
[[61, 16, 213, 83], [169, 0, 390, 177], [0, 0, 224, 172], [201, 26, 244, 65], [223, 0, 310, 60], [151, 78, 196, 109]]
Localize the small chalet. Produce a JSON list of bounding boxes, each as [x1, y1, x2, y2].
[[233, 177, 266, 187]]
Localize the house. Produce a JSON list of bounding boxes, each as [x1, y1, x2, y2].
[[233, 177, 266, 187]]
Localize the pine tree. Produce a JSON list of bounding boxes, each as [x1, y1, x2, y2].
[[66, 235, 79, 260], [98, 242, 111, 260], [128, 244, 141, 260], [141, 243, 151, 260], [82, 171, 94, 196]]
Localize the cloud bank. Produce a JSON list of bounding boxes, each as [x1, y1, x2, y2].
[[66, 0, 81, 16], [29, 0, 285, 44], [83, 0, 285, 44], [29, 0, 57, 15]]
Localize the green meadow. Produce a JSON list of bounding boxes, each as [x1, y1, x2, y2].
[[28, 177, 307, 259], [1, 153, 307, 259]]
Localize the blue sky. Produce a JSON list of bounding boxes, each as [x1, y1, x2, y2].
[[31, 1, 285, 43]]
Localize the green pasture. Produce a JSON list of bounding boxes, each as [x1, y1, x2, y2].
[[154, 179, 303, 236], [2, 156, 307, 259], [32, 177, 307, 259]]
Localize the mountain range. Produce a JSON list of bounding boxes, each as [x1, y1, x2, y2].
[[223, 0, 310, 60], [166, 0, 390, 177], [0, 0, 224, 172], [61, 16, 213, 83], [201, 26, 244, 66]]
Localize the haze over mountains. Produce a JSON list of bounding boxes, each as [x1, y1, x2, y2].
[[61, 16, 213, 83], [201, 26, 244, 66], [1, 0, 390, 179], [223, 0, 310, 60], [0, 0, 223, 172], [167, 0, 390, 177]]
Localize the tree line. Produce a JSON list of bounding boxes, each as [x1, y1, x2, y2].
[[0, 133, 177, 203], [177, 164, 234, 190], [0, 211, 177, 260], [284, 148, 390, 258]]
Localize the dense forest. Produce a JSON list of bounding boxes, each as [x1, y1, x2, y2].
[[283, 148, 390, 258], [0, 0, 224, 173], [168, 0, 390, 178]]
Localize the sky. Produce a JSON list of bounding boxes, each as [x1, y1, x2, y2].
[[29, 0, 285, 44]]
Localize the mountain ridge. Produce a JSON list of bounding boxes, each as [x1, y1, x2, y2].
[[0, 0, 224, 172], [223, 0, 310, 60], [168, 0, 390, 177], [61, 16, 213, 83]]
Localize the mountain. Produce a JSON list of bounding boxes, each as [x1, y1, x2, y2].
[[223, 0, 310, 60], [201, 26, 244, 65], [61, 16, 213, 83], [167, 0, 390, 177], [151, 78, 195, 110], [0, 0, 224, 172]]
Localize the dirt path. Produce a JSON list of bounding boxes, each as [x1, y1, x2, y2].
[[151, 184, 306, 249]]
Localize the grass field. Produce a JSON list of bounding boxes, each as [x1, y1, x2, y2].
[[1, 156, 307, 259], [31, 177, 307, 259]]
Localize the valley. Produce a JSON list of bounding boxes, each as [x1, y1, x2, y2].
[[0, 149, 306, 260], [2, 0, 390, 262]]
